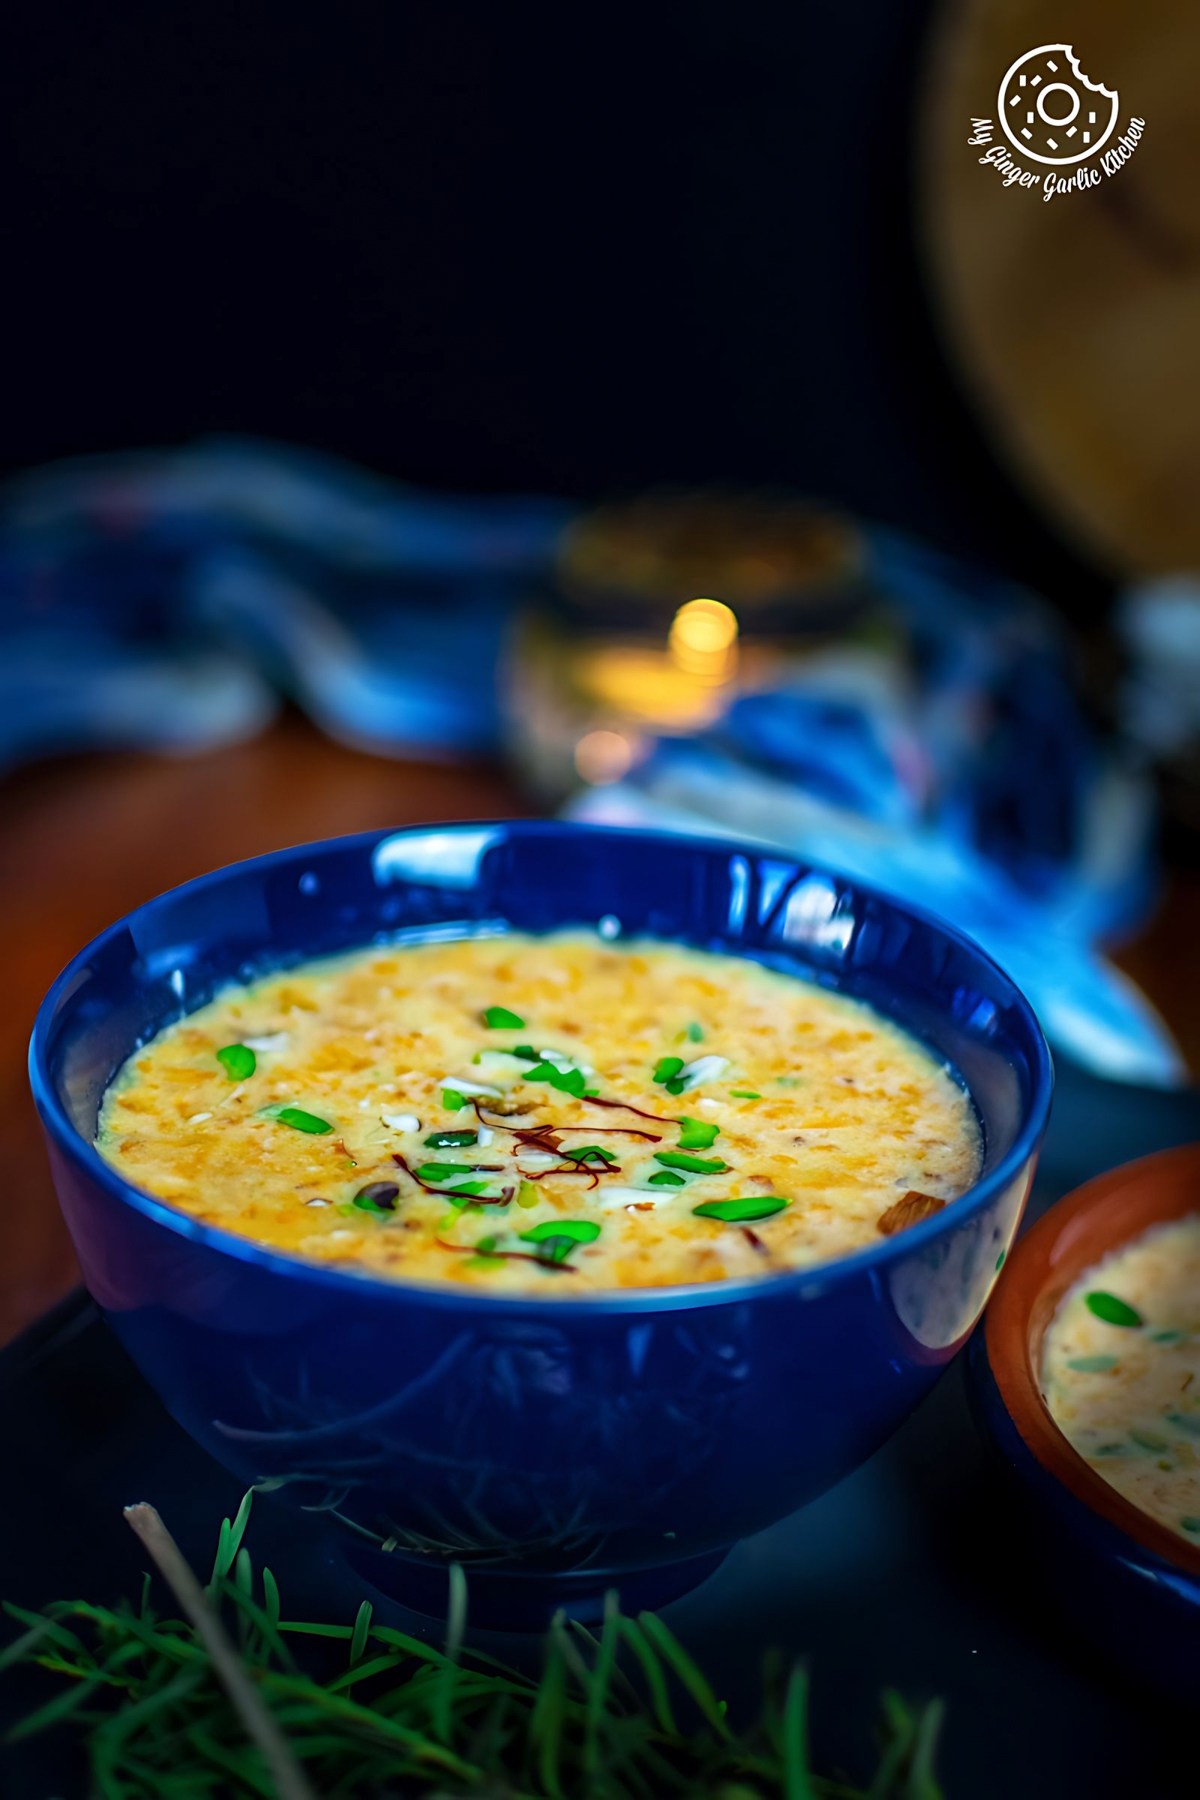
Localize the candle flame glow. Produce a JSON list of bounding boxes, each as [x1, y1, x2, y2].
[[669, 598, 739, 681]]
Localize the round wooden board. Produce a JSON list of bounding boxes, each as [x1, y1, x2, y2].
[[919, 0, 1200, 576]]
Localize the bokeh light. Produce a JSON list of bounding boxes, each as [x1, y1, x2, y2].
[[669, 598, 739, 681], [573, 727, 638, 785]]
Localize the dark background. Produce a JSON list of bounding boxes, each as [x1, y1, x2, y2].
[[2, 2, 1098, 601]]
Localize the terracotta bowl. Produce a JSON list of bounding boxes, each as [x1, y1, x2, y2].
[[970, 1144, 1200, 1686]]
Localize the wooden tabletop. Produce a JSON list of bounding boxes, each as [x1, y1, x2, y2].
[[1, 715, 1192, 1348]]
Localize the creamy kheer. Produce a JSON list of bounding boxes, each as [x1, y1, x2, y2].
[[1042, 1216, 1200, 1547], [97, 932, 981, 1294]]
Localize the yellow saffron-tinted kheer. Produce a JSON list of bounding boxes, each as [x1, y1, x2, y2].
[[96, 932, 981, 1294], [1041, 1216, 1200, 1547]]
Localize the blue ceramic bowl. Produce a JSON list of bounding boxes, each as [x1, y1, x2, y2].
[[30, 822, 1051, 1620]]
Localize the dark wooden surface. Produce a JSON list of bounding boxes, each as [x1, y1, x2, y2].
[[0, 714, 1193, 1347]]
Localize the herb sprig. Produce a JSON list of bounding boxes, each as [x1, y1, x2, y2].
[[1, 1493, 948, 1798]]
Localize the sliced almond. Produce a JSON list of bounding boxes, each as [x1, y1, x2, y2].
[[877, 1190, 947, 1236]]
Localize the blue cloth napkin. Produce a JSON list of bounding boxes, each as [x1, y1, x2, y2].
[[0, 437, 572, 766]]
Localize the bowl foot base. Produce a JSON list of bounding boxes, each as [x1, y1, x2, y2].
[[341, 1541, 731, 1629]]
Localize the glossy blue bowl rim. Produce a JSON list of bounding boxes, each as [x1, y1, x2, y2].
[[29, 820, 1054, 1316]]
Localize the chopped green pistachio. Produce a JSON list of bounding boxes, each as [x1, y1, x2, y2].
[[273, 1106, 333, 1135], [520, 1218, 601, 1263], [520, 1219, 601, 1246], [1129, 1428, 1169, 1453], [995, 1251, 1006, 1271], [653, 1056, 684, 1085], [516, 1181, 540, 1208], [483, 1006, 525, 1029], [524, 1060, 587, 1098], [775, 1076, 799, 1088], [647, 1169, 686, 1187], [1085, 1291, 1143, 1329], [1065, 1354, 1119, 1373], [1151, 1329, 1188, 1344], [216, 1043, 256, 1081], [424, 1129, 478, 1149], [512, 1045, 542, 1061], [686, 1022, 704, 1042], [466, 1233, 507, 1269], [677, 1117, 720, 1151], [693, 1195, 790, 1223], [417, 1162, 478, 1182], [442, 1088, 468, 1112], [654, 1151, 729, 1175], [352, 1181, 399, 1214], [729, 1090, 760, 1100], [1181, 1516, 1200, 1534], [1167, 1414, 1200, 1437], [443, 1183, 490, 1204], [563, 1145, 618, 1166]]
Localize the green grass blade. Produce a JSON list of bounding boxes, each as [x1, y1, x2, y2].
[[433, 1563, 466, 1745], [529, 1610, 568, 1798], [216, 1578, 296, 1671], [869, 1690, 916, 1799], [257, 1670, 479, 1780], [905, 1699, 945, 1800], [209, 1491, 254, 1589], [262, 1569, 281, 1631], [0, 1604, 86, 1665], [368, 1624, 450, 1665], [348, 1600, 372, 1669], [325, 1651, 409, 1694], [638, 1612, 731, 1738], [186, 1722, 277, 1797], [582, 1590, 621, 1775], [5, 1674, 105, 1741], [617, 1617, 677, 1736], [277, 1621, 354, 1642], [782, 1663, 817, 1800]]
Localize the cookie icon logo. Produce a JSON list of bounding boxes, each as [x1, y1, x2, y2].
[[998, 44, 1118, 166]]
